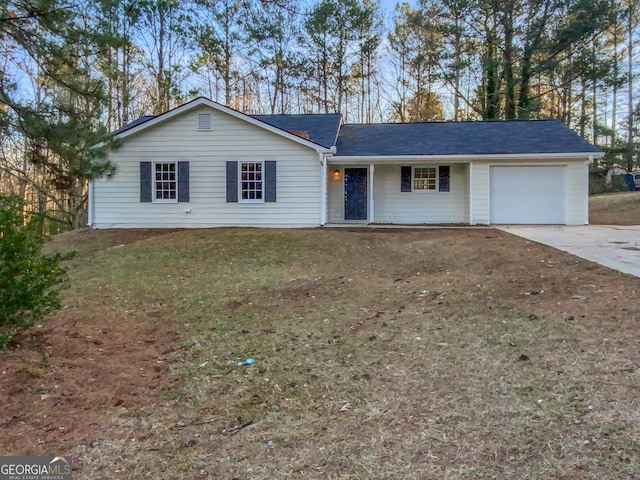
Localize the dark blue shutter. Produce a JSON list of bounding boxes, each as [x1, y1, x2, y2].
[[140, 162, 152, 202], [401, 166, 412, 192], [178, 161, 189, 202], [265, 161, 276, 202], [439, 165, 450, 192], [226, 161, 238, 202]]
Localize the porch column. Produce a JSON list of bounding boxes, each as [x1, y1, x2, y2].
[[319, 153, 327, 225], [369, 163, 375, 223]]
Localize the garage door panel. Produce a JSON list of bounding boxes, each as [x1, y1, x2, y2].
[[490, 166, 566, 224]]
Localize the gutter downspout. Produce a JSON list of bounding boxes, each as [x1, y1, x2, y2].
[[369, 163, 374, 223], [586, 155, 594, 225], [469, 163, 474, 225]]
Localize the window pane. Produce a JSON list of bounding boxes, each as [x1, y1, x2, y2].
[[414, 167, 436, 190], [154, 163, 177, 201], [239, 162, 264, 201]]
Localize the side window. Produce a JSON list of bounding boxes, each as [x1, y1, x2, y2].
[[154, 162, 177, 201], [140, 161, 189, 203], [227, 160, 276, 203], [240, 162, 263, 201]]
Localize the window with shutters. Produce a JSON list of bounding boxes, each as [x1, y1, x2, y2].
[[405, 165, 450, 193], [413, 167, 437, 190], [239, 162, 263, 202], [154, 162, 177, 202]]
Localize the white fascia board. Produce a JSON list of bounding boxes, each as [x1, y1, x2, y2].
[[108, 97, 333, 154], [329, 152, 604, 164]]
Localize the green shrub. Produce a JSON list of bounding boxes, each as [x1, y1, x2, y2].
[[0, 195, 69, 348]]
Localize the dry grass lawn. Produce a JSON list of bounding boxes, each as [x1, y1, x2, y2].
[[590, 191, 640, 225], [1, 227, 639, 479]]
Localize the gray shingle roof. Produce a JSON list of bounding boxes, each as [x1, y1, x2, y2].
[[113, 115, 155, 135], [335, 119, 602, 156], [252, 113, 342, 149]]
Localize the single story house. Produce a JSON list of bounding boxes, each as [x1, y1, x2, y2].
[[89, 97, 603, 228]]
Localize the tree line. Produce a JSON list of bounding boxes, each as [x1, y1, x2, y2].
[[1, 0, 639, 231]]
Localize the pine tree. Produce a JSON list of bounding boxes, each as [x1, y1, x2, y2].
[[1, 0, 119, 230]]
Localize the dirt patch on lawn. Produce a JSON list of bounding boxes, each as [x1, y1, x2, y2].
[[0, 308, 181, 456], [1, 227, 639, 479]]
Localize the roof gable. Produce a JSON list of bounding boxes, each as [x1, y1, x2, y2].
[[335, 119, 602, 157], [111, 97, 335, 153]]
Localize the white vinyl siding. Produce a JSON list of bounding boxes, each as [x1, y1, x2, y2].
[[93, 106, 321, 228], [327, 167, 345, 223], [373, 164, 467, 223], [470, 162, 490, 224]]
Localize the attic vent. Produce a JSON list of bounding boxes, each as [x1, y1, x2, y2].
[[198, 113, 211, 131]]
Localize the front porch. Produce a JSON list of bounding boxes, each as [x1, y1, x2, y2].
[[326, 161, 471, 225]]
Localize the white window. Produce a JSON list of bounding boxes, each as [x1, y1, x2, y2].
[[154, 162, 177, 202], [413, 167, 437, 191], [240, 162, 264, 202]]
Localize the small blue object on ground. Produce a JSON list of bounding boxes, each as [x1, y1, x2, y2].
[[237, 358, 255, 366]]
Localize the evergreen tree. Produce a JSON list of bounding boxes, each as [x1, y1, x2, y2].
[[388, 2, 444, 121], [138, 0, 191, 114], [1, 0, 119, 230], [191, 0, 250, 107], [248, 0, 308, 114], [0, 194, 68, 348]]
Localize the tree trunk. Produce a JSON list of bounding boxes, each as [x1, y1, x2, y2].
[[502, 3, 516, 119], [611, 11, 619, 148], [627, 0, 634, 170]]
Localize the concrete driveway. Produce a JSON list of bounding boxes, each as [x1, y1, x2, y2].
[[497, 225, 640, 278]]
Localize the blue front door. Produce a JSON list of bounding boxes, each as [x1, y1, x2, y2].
[[344, 168, 368, 220]]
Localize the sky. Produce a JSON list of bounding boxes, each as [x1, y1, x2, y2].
[[379, 0, 416, 14]]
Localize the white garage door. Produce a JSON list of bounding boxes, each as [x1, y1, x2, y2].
[[490, 165, 566, 224]]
